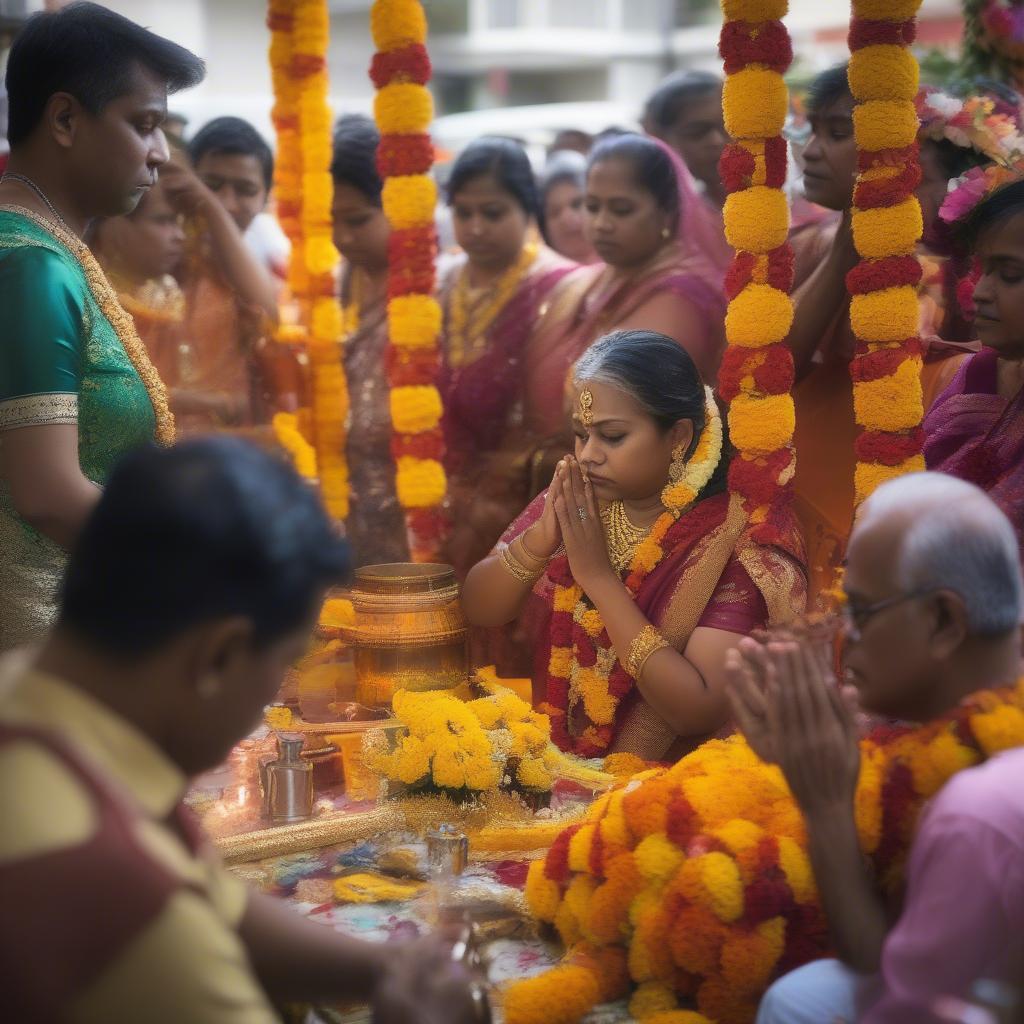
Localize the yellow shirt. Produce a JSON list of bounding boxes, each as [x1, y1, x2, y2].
[[0, 659, 281, 1023]]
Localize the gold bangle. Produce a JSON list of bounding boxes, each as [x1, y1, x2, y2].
[[499, 544, 544, 586], [519, 527, 549, 564], [512, 534, 549, 571], [626, 625, 670, 680]]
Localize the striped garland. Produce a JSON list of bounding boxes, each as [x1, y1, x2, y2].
[[717, 0, 797, 544], [847, 0, 927, 504], [370, 0, 447, 560]]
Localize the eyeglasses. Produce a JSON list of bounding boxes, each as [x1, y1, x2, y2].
[[841, 588, 937, 637]]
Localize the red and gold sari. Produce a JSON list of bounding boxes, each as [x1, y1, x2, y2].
[[502, 489, 806, 762]]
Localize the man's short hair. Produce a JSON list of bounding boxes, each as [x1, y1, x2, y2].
[[188, 116, 274, 192], [643, 70, 723, 135], [806, 63, 852, 118], [5, 1, 204, 148], [59, 437, 350, 658], [863, 473, 1024, 636]]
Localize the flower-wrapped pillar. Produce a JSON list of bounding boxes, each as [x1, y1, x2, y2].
[[847, 0, 927, 504], [716, 0, 797, 545], [370, 0, 447, 560]]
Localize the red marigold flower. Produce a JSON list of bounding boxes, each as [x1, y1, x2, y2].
[[388, 267, 436, 298], [854, 162, 923, 210], [386, 347, 442, 386], [665, 793, 697, 848], [407, 507, 447, 542], [846, 255, 922, 295], [369, 43, 432, 89], [743, 876, 794, 924], [608, 666, 633, 700], [549, 615, 574, 648], [391, 429, 444, 461], [266, 11, 293, 31], [724, 251, 759, 299], [858, 142, 919, 172], [719, 145, 757, 194], [763, 136, 789, 189], [854, 428, 924, 465], [719, 19, 793, 75], [291, 54, 326, 78], [728, 449, 793, 507], [545, 824, 581, 883], [848, 17, 917, 51], [849, 337, 923, 380], [376, 134, 435, 178]]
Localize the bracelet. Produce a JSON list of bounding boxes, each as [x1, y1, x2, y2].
[[516, 531, 550, 569], [499, 544, 545, 586], [626, 624, 670, 680]]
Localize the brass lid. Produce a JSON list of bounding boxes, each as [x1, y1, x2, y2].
[[353, 562, 457, 596]]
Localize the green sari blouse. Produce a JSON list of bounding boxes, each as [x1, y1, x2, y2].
[[0, 207, 160, 651]]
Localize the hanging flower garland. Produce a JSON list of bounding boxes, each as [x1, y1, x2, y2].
[[542, 392, 723, 758], [505, 679, 1024, 1024], [370, 0, 447, 560], [716, 0, 797, 547], [267, 0, 351, 519], [845, 0, 927, 506]]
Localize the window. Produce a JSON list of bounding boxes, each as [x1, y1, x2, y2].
[[486, 0, 522, 29], [549, 0, 609, 29]]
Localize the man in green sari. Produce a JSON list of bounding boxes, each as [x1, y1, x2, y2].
[[0, 2, 204, 650]]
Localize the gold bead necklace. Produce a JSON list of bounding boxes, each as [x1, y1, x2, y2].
[[602, 501, 651, 574]]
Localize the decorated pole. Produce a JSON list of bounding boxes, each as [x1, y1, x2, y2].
[[370, 0, 448, 561], [717, 0, 797, 544], [268, 0, 350, 518], [846, 0, 927, 504]]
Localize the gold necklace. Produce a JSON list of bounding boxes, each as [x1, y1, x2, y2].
[[447, 241, 538, 368], [602, 501, 651, 574]]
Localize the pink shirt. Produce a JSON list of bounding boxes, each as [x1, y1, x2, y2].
[[864, 746, 1024, 1023]]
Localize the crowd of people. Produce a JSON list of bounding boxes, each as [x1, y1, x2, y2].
[[1, 2, 1023, 1023]]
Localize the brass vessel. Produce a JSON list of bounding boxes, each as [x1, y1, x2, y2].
[[339, 563, 468, 706]]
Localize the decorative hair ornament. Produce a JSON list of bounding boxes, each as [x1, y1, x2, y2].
[[578, 387, 595, 427], [661, 386, 723, 515]]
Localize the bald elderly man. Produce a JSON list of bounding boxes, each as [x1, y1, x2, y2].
[[726, 472, 1024, 1024]]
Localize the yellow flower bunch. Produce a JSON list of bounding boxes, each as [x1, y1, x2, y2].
[[722, 68, 789, 140], [374, 82, 434, 134], [395, 455, 447, 508], [388, 294, 444, 348], [370, 0, 427, 49], [728, 393, 796, 454], [272, 411, 317, 480], [724, 283, 794, 347], [382, 175, 438, 228], [389, 385, 443, 434], [848, 0, 927, 507], [722, 187, 790, 254], [661, 386, 724, 513]]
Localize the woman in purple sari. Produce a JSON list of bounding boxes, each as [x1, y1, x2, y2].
[[438, 138, 575, 578], [924, 180, 1024, 552]]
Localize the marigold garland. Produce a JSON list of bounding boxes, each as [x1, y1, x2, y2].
[[508, 680, 1024, 1024], [847, 0, 927, 507], [717, 0, 797, 543], [371, 0, 447, 559], [267, 0, 350, 519]]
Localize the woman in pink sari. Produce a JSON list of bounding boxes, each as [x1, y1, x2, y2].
[[438, 138, 575, 578], [463, 331, 805, 761], [524, 133, 728, 454], [924, 179, 1024, 552]]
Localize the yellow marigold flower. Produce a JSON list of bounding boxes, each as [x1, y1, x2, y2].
[[304, 234, 338, 277], [524, 859, 561, 923], [642, 1012, 712, 1024], [395, 456, 447, 508], [393, 734, 433, 785], [382, 174, 437, 229], [908, 730, 979, 796], [852, 0, 922, 19], [852, 199, 923, 259], [855, 454, 926, 504], [603, 752, 648, 778], [553, 586, 580, 613], [971, 705, 1024, 756], [563, 876, 597, 938], [724, 186, 790, 254], [723, 68, 788, 140], [578, 667, 617, 725], [725, 283, 794, 348], [517, 754, 553, 791], [778, 835, 815, 903], [712, 818, 766, 856], [722, 0, 787, 18], [320, 597, 355, 627], [370, 0, 428, 52], [580, 608, 604, 638], [390, 384, 443, 434], [697, 851, 744, 922], [728, 393, 795, 453], [853, 357, 924, 433], [388, 294, 442, 349], [855, 746, 886, 855], [264, 705, 293, 730], [720, 916, 786, 994], [569, 823, 597, 873], [503, 962, 601, 1024], [853, 99, 919, 152], [549, 646, 574, 678], [466, 697, 502, 729], [848, 44, 920, 102], [333, 872, 426, 904], [629, 982, 679, 1019], [374, 82, 434, 135], [850, 285, 920, 343], [635, 833, 685, 884], [311, 298, 343, 342]]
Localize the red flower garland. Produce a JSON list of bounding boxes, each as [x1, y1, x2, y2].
[[848, 16, 917, 49], [719, 19, 793, 73], [369, 43, 431, 88], [376, 134, 434, 177], [724, 245, 795, 299]]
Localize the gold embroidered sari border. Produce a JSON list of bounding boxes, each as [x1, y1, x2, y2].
[[0, 392, 78, 431]]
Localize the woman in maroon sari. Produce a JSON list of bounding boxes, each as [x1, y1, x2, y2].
[[438, 138, 575, 577], [463, 331, 806, 761], [524, 133, 728, 454], [924, 179, 1024, 553]]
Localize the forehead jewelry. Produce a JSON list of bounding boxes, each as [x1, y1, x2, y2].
[[578, 387, 594, 427]]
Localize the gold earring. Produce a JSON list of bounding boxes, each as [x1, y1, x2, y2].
[[197, 674, 221, 700], [668, 443, 686, 483]]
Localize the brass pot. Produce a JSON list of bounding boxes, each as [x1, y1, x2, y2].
[[339, 563, 468, 706]]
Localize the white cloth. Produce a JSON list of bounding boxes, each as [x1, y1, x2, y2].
[[756, 959, 878, 1024]]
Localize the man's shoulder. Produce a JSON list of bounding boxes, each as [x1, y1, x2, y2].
[[924, 747, 1024, 838]]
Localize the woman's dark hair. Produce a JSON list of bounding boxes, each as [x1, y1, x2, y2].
[[537, 149, 587, 244], [961, 178, 1024, 249], [806, 63, 851, 117], [643, 70, 722, 135], [188, 116, 274, 191], [574, 329, 731, 498], [330, 114, 383, 205], [59, 437, 350, 658], [587, 133, 681, 231], [5, 1, 205, 148], [446, 137, 539, 218]]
